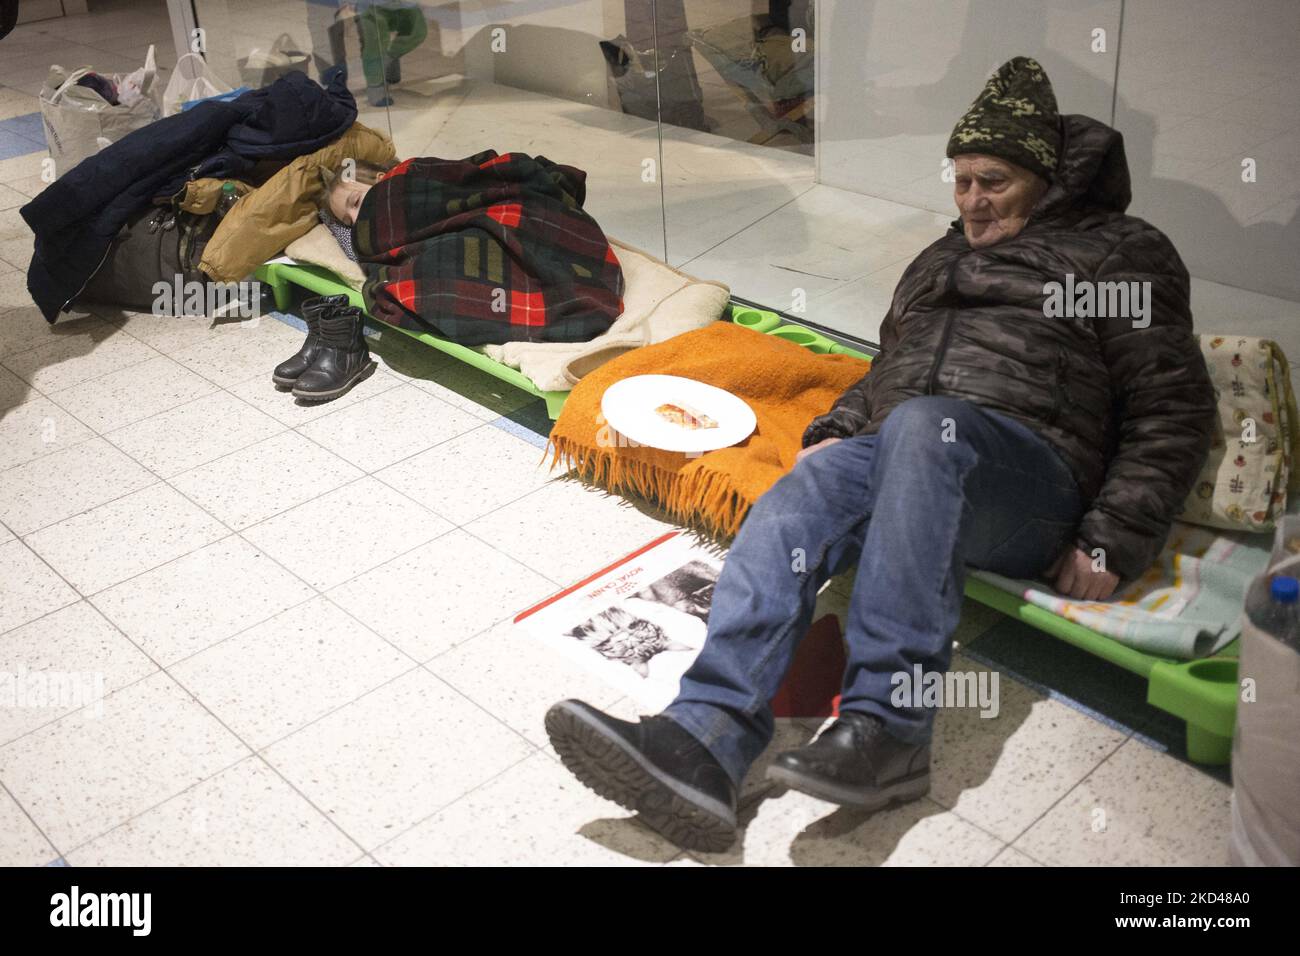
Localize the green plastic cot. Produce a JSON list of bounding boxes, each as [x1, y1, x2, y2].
[[253, 260, 1240, 764]]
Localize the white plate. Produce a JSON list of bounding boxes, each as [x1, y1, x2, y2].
[[601, 374, 757, 453]]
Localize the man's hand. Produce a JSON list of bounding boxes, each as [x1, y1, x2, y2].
[[796, 437, 841, 463], [1048, 547, 1120, 601]]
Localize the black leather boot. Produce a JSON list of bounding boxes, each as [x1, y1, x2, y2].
[[545, 699, 738, 852], [271, 294, 350, 389], [291, 306, 377, 402], [767, 710, 931, 810]]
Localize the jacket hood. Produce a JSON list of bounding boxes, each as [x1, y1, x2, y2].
[[948, 113, 1133, 237], [1034, 113, 1132, 219]]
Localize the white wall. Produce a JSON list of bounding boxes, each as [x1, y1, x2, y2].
[[1117, 0, 1299, 303], [815, 0, 1299, 303]]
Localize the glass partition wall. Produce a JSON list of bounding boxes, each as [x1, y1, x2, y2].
[[175, 0, 1300, 349]]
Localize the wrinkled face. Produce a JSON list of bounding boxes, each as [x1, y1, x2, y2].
[[953, 154, 1048, 249], [328, 179, 373, 226]]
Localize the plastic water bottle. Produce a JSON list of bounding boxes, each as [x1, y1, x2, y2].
[[1246, 574, 1300, 651], [215, 181, 239, 218]]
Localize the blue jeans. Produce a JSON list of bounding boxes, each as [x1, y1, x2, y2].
[[664, 396, 1084, 787]]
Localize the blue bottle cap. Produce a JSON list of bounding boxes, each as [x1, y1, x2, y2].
[[1270, 575, 1299, 604]]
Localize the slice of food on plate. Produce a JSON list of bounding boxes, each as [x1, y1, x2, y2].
[[656, 402, 718, 430]]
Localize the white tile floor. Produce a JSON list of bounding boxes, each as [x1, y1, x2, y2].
[[0, 1, 1250, 867]]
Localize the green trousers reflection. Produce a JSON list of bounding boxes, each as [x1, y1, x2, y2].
[[359, 3, 429, 88]]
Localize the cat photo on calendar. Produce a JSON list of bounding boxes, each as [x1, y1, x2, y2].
[[563, 560, 720, 679], [516, 534, 726, 710]]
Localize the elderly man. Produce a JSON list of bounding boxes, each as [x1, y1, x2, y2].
[[545, 57, 1216, 852]]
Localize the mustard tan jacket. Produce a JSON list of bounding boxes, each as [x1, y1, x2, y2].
[[182, 121, 396, 282]]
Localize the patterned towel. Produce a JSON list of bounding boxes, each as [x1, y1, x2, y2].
[[973, 520, 1275, 659], [352, 151, 625, 347]]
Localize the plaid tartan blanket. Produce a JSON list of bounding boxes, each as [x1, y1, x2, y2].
[[354, 151, 625, 346]]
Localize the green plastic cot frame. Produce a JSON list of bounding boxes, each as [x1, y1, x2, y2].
[[255, 260, 573, 419], [254, 260, 1240, 765]]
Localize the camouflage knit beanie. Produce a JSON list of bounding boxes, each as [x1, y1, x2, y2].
[[947, 56, 1061, 181]]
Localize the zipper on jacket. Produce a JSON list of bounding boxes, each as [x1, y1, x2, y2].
[[61, 205, 174, 314], [925, 253, 964, 395], [61, 241, 115, 313]]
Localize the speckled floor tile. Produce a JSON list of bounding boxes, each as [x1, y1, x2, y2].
[[97, 310, 244, 355], [242, 477, 453, 591], [105, 390, 285, 478], [64, 758, 360, 867], [2, 320, 159, 394], [374, 750, 681, 866], [328, 531, 554, 662], [168, 430, 363, 531], [1013, 738, 1233, 866], [0, 539, 79, 633], [0, 437, 155, 535], [263, 668, 534, 850], [926, 652, 1128, 843], [374, 425, 554, 524], [0, 363, 33, 411], [986, 846, 1045, 866], [0, 672, 249, 851], [226, 366, 403, 427], [47, 354, 217, 434], [296, 383, 481, 473], [169, 319, 305, 388], [24, 483, 227, 595], [0, 786, 57, 866], [464, 478, 673, 587], [172, 597, 414, 750], [0, 601, 157, 746], [0, 395, 93, 471], [90, 535, 315, 667], [693, 790, 1003, 867], [427, 618, 627, 749]]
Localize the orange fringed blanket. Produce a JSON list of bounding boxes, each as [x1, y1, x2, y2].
[[548, 322, 871, 538]]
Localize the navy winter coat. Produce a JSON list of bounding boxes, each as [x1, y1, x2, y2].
[[21, 69, 357, 321]]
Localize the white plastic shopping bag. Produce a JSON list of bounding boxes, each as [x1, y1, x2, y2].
[[39, 45, 161, 178], [237, 32, 309, 87], [162, 52, 235, 117]]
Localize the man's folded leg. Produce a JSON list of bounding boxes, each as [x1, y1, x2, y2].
[[545, 436, 877, 851]]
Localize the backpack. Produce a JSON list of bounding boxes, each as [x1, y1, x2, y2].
[[76, 201, 222, 314]]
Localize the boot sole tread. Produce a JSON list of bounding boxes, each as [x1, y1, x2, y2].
[[544, 704, 736, 854]]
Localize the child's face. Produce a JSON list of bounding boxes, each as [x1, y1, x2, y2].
[[328, 179, 373, 226]]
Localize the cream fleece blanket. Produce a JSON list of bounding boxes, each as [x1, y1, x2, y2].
[[484, 239, 731, 392], [283, 223, 367, 290]]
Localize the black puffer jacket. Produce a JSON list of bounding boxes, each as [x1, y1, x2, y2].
[[803, 114, 1216, 582]]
